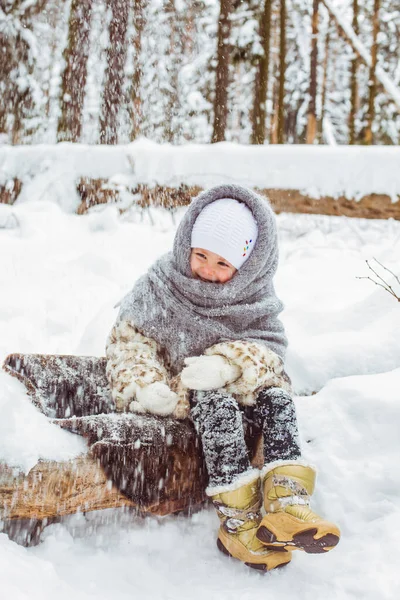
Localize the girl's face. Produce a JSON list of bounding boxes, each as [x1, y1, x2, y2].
[[190, 248, 237, 283]]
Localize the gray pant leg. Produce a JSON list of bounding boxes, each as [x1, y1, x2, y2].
[[253, 387, 302, 464], [190, 390, 251, 488]]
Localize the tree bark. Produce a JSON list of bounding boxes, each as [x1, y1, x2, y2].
[[269, 7, 279, 144], [306, 0, 319, 144], [251, 1, 272, 145], [0, 0, 48, 143], [0, 456, 135, 522], [99, 0, 130, 144], [211, 0, 234, 143], [319, 26, 330, 140], [129, 0, 147, 141], [365, 0, 380, 145], [57, 0, 93, 142], [277, 0, 286, 144], [348, 0, 359, 144], [163, 0, 182, 143]]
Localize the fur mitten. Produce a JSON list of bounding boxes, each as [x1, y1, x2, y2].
[[204, 341, 292, 405], [133, 382, 178, 416], [180, 355, 241, 391]]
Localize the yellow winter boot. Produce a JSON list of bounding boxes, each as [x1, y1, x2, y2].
[[256, 464, 340, 554], [210, 473, 292, 572]]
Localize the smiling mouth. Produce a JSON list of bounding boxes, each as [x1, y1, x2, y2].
[[197, 274, 217, 283]]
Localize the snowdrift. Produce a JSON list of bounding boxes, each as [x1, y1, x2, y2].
[[0, 141, 399, 213]]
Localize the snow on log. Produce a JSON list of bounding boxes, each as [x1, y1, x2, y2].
[[0, 354, 262, 527], [2, 143, 400, 209]]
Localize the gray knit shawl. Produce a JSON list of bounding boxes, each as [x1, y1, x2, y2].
[[117, 184, 287, 376]]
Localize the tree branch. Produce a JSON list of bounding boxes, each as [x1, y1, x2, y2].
[[357, 258, 400, 302]]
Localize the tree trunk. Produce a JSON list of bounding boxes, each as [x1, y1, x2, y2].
[[129, 0, 148, 141], [0, 1, 48, 143], [306, 0, 319, 144], [44, 3, 62, 121], [211, 0, 233, 143], [57, 0, 93, 142], [163, 0, 182, 143], [99, 0, 131, 144], [365, 0, 380, 145], [319, 26, 330, 140], [348, 0, 359, 144], [251, 1, 272, 144], [277, 0, 286, 144], [269, 9, 279, 144]]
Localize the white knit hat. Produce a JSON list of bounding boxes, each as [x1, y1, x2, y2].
[[191, 198, 258, 269]]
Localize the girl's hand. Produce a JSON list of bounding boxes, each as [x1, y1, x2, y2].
[[181, 355, 241, 390], [135, 382, 178, 416]]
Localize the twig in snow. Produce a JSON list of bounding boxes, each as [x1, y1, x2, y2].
[[371, 257, 400, 288], [357, 258, 400, 302]]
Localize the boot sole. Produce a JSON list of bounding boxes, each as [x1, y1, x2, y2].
[[216, 538, 291, 572], [257, 525, 340, 554]]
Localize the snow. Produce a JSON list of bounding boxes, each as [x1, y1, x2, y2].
[[1, 193, 400, 598], [322, 117, 338, 146], [0, 203, 19, 229], [1, 142, 400, 212], [0, 371, 87, 473]]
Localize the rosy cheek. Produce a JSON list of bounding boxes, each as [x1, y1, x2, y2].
[[190, 257, 198, 272]]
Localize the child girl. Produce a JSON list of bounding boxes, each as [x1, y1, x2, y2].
[[106, 184, 340, 572]]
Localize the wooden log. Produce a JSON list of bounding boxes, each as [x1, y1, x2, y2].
[[1, 353, 263, 531], [75, 180, 400, 221], [0, 178, 22, 205], [0, 455, 137, 547], [0, 456, 134, 521]]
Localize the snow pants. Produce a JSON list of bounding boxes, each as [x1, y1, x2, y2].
[[190, 387, 301, 489]]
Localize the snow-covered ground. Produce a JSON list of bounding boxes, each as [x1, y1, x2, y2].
[[1, 199, 400, 599]]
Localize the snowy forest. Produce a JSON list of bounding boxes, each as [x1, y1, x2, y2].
[[1, 0, 400, 147]]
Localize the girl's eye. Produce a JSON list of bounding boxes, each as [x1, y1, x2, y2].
[[196, 253, 206, 259], [218, 263, 228, 268]]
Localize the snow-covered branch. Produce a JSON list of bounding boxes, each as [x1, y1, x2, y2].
[[322, 0, 400, 111]]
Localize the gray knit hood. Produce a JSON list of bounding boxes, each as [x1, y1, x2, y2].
[[118, 184, 287, 375]]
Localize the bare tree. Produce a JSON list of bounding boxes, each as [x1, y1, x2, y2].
[[319, 23, 330, 140], [57, 0, 93, 142], [99, 0, 130, 144], [306, 0, 319, 144], [348, 0, 359, 144], [128, 0, 148, 141], [364, 0, 380, 145], [277, 0, 286, 144], [269, 5, 280, 144], [211, 0, 234, 143], [251, 1, 272, 144], [0, 0, 48, 143], [163, 0, 183, 143]]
